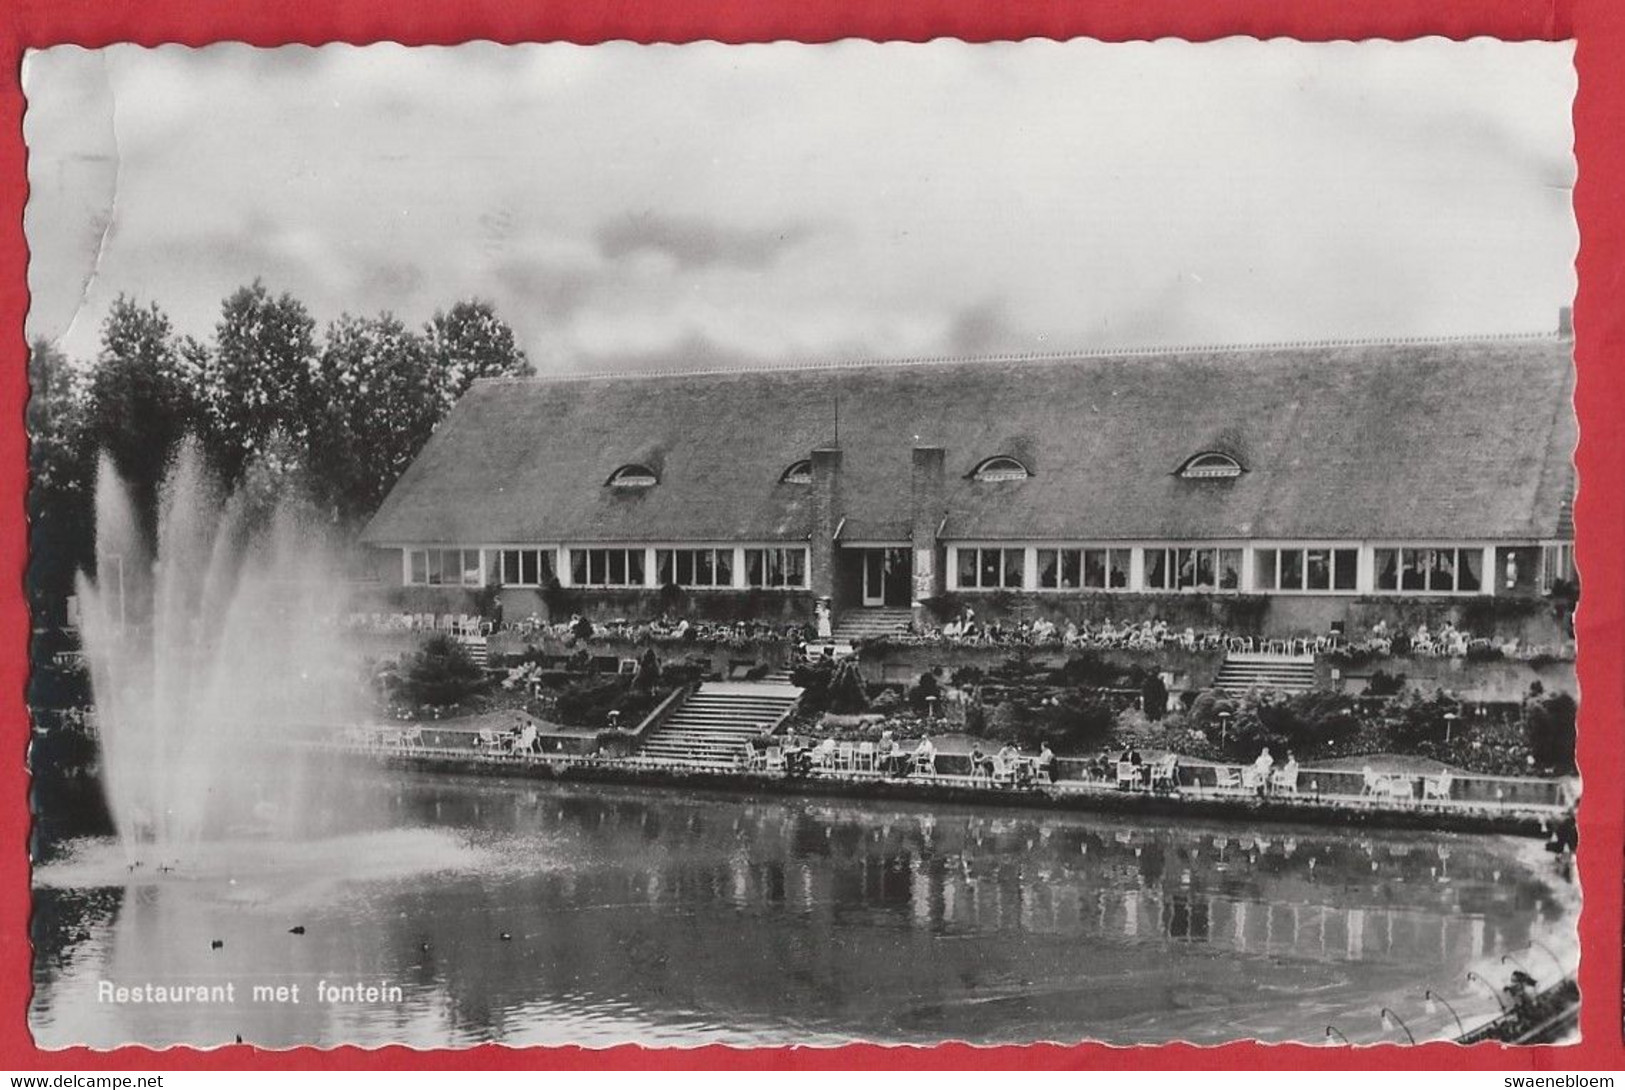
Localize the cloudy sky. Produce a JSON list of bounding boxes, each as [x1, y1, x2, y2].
[[23, 39, 1576, 374]]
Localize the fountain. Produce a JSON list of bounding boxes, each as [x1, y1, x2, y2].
[[72, 438, 368, 864]]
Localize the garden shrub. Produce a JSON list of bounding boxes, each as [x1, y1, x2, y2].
[[1524, 690, 1577, 773], [1365, 669, 1407, 697], [402, 634, 486, 707], [1141, 673, 1170, 721]]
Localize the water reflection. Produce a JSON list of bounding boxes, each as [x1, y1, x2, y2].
[[32, 771, 1574, 1048]]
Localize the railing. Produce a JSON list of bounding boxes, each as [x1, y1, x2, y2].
[[311, 735, 1571, 818]]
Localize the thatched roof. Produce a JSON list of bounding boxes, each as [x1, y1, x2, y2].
[[362, 335, 1575, 546]]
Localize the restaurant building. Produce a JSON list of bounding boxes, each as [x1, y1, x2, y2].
[[359, 327, 1577, 639]]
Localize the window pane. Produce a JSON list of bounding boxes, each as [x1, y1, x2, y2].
[[538, 550, 554, 584], [1037, 549, 1058, 589], [746, 549, 764, 586], [656, 550, 673, 586], [586, 550, 602, 584], [1279, 549, 1303, 590], [1394, 549, 1418, 591], [716, 549, 734, 586], [676, 550, 694, 585], [1306, 549, 1330, 591], [1431, 549, 1455, 592], [785, 549, 805, 587], [1459, 547, 1482, 593], [1218, 549, 1241, 590], [463, 551, 482, 586], [1195, 549, 1215, 589], [1172, 548, 1194, 590], [1255, 550, 1276, 590], [1108, 550, 1131, 588], [1146, 548, 1169, 590], [1373, 549, 1396, 591], [427, 550, 445, 585], [410, 550, 427, 585], [957, 549, 978, 588], [571, 550, 587, 585], [1003, 549, 1024, 588], [1333, 549, 1357, 591], [627, 549, 645, 586], [1083, 549, 1105, 589], [976, 550, 997, 588], [1061, 549, 1081, 589]]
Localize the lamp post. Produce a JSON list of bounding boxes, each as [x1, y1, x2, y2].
[[1218, 710, 1232, 746], [1380, 1008, 1416, 1045], [1466, 970, 1509, 1014], [1324, 1025, 1350, 1046], [1442, 711, 1459, 744], [1424, 990, 1466, 1038]]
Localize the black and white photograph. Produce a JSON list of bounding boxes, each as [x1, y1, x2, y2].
[[23, 39, 1580, 1049]]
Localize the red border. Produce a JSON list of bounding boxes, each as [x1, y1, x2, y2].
[[2, 0, 1619, 1071]]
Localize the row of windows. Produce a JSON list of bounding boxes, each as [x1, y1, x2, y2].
[[1257, 547, 1359, 592], [1037, 548, 1131, 590], [409, 546, 808, 589], [408, 548, 483, 587], [949, 544, 1537, 595], [1374, 547, 1482, 593], [412, 543, 1566, 596]]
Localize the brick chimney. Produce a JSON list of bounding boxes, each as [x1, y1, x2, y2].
[[910, 446, 946, 612], [810, 448, 842, 600]]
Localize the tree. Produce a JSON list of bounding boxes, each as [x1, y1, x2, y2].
[[305, 312, 438, 524], [1524, 690, 1577, 773], [27, 338, 94, 623], [201, 280, 318, 485], [423, 299, 533, 413], [83, 297, 197, 537]]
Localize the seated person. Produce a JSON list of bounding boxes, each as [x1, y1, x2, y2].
[[1035, 742, 1056, 783]]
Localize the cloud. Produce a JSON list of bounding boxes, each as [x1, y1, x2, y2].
[[594, 212, 813, 270]]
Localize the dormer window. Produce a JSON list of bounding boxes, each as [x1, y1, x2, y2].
[[781, 459, 813, 484], [971, 456, 1031, 482], [607, 464, 659, 488], [1178, 452, 1243, 479]]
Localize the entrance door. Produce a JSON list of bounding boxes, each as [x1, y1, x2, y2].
[[862, 550, 887, 606], [861, 548, 912, 607]]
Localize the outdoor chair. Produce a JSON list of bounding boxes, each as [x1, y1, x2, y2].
[[1213, 766, 1241, 792], [400, 727, 423, 751], [1241, 766, 1266, 792], [814, 739, 837, 771], [1422, 772, 1453, 803], [1115, 760, 1138, 790], [993, 755, 1018, 786], [474, 728, 502, 751], [855, 741, 877, 772], [1150, 755, 1179, 793], [514, 724, 538, 755], [1270, 765, 1299, 794], [836, 742, 856, 771], [912, 752, 937, 777], [765, 746, 786, 774]]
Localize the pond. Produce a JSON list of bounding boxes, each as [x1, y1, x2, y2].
[[31, 770, 1575, 1048]]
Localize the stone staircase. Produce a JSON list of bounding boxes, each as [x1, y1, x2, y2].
[[1212, 651, 1318, 696], [457, 634, 489, 666], [636, 680, 802, 769], [832, 607, 913, 642]]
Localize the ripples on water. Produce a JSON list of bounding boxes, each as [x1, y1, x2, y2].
[[31, 770, 1576, 1048]]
